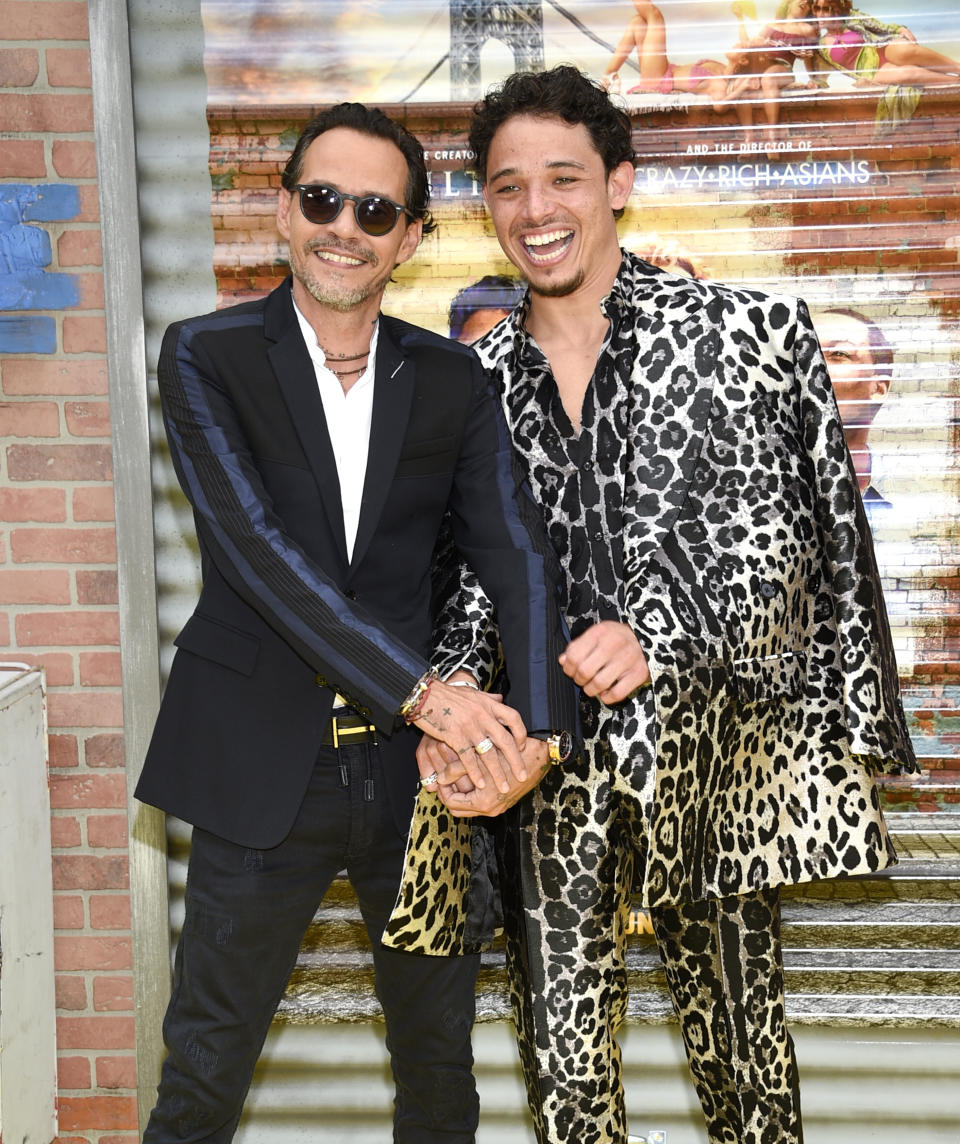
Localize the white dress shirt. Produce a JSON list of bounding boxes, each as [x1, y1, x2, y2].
[[293, 299, 378, 562]]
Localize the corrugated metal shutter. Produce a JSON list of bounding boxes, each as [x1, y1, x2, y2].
[[127, 2, 960, 1138]]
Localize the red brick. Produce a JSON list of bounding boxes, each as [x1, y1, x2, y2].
[[50, 733, 80, 767], [0, 400, 60, 436], [93, 975, 134, 1012], [55, 973, 87, 1011], [79, 650, 121, 685], [90, 893, 131, 930], [96, 1055, 137, 1089], [72, 486, 114, 523], [66, 400, 110, 436], [76, 569, 117, 604], [84, 731, 123, 766], [0, 567, 70, 601], [0, 93, 93, 132], [0, 488, 67, 523], [0, 612, 9, 643], [15, 651, 74, 685], [101, 1137, 139, 1144], [6, 443, 112, 481], [87, 812, 128, 847], [0, 46, 39, 85], [0, 138, 45, 176], [76, 184, 99, 222], [63, 315, 106, 353], [17, 610, 119, 646], [53, 892, 84, 926], [53, 854, 128, 891], [58, 229, 102, 268], [49, 690, 123, 728], [55, 937, 132, 972], [50, 773, 126, 810], [58, 1055, 92, 1090], [46, 47, 91, 88], [51, 815, 83, 851], [76, 270, 104, 308], [1, 359, 107, 396], [11, 526, 116, 563], [0, 1, 91, 39], [57, 1094, 137, 1131]]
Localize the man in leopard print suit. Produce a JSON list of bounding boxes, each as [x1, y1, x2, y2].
[[387, 66, 917, 1144]]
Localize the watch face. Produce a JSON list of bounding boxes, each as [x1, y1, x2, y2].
[[556, 730, 572, 762]]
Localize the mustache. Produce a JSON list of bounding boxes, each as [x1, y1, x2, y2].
[[305, 237, 378, 265]]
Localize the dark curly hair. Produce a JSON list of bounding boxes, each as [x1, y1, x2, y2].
[[282, 103, 436, 236], [468, 66, 636, 219]]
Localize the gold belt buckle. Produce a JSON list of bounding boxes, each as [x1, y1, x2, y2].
[[330, 715, 376, 749]]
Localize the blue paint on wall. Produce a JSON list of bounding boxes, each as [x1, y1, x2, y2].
[[0, 315, 57, 354], [0, 183, 83, 353], [0, 271, 79, 310]]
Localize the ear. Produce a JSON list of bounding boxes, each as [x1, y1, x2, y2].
[[276, 187, 293, 240], [871, 376, 891, 400], [608, 160, 635, 214], [394, 217, 423, 268]]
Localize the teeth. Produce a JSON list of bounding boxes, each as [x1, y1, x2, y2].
[[523, 230, 572, 248], [318, 251, 364, 266]]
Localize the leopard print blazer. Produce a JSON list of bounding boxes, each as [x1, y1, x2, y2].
[[386, 253, 917, 954]]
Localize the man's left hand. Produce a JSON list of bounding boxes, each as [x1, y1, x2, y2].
[[559, 620, 650, 705]]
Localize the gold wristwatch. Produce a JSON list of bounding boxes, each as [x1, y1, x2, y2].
[[540, 730, 574, 765]]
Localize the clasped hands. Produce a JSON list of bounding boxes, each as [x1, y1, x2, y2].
[[415, 621, 650, 818]]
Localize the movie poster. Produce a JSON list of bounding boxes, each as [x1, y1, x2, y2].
[[201, 0, 960, 810]]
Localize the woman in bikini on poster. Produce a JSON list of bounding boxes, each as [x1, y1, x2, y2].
[[728, 0, 821, 153], [601, 0, 757, 115], [814, 0, 960, 86]]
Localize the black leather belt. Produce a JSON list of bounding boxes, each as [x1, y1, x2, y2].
[[322, 711, 377, 747]]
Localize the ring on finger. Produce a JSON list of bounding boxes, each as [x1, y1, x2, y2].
[[419, 771, 440, 788], [475, 737, 494, 755]]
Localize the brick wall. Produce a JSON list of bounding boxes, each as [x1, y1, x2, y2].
[[0, 1, 136, 1138]]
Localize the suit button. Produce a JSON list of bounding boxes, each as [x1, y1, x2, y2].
[[760, 581, 777, 599], [345, 589, 357, 600], [314, 673, 327, 687]]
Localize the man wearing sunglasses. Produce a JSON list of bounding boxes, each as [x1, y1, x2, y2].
[[136, 102, 577, 1142]]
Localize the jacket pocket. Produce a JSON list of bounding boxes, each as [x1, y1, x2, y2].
[[732, 650, 805, 705], [174, 612, 260, 677]]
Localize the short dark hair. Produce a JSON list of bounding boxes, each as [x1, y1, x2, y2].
[[819, 307, 894, 377], [281, 103, 436, 235], [468, 66, 636, 218], [448, 274, 526, 339]]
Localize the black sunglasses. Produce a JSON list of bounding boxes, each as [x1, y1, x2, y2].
[[294, 184, 415, 237]]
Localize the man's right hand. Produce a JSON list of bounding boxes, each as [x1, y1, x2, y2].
[[412, 679, 528, 793]]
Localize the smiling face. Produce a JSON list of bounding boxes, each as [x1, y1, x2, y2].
[[482, 114, 633, 300], [812, 0, 843, 27], [276, 127, 421, 318], [787, 0, 811, 18]]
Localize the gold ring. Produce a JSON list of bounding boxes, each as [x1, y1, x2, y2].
[[475, 738, 493, 755]]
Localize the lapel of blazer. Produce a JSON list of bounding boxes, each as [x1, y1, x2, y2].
[[265, 281, 349, 570], [621, 267, 722, 582], [349, 317, 415, 574]]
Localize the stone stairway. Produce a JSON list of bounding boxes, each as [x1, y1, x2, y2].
[[277, 811, 960, 1028]]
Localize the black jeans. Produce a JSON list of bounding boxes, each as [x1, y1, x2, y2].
[[143, 741, 480, 1143]]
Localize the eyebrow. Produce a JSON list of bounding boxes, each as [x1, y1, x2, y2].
[[487, 159, 589, 184]]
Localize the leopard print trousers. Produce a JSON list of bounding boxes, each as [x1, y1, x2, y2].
[[496, 704, 803, 1144]]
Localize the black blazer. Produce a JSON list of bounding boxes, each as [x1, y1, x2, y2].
[[136, 279, 576, 847]]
